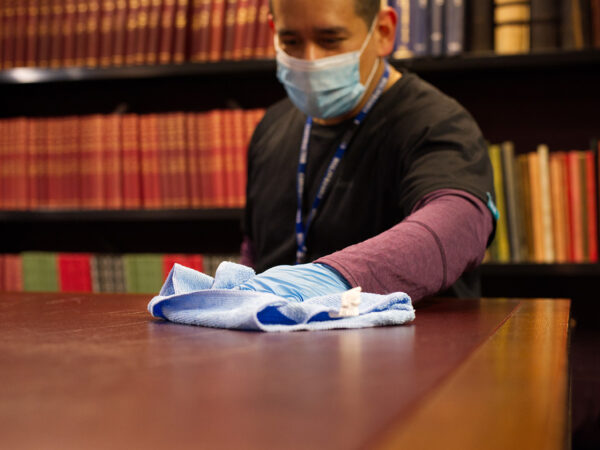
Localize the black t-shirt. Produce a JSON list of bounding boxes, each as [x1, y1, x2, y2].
[[244, 67, 495, 286]]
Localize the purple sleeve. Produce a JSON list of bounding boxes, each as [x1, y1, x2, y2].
[[315, 189, 494, 301]]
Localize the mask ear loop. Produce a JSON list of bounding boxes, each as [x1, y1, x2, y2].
[[359, 15, 383, 90]]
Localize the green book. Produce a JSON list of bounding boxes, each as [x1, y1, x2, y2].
[[22, 252, 59, 292], [137, 254, 164, 294], [489, 144, 511, 262], [124, 254, 139, 294]]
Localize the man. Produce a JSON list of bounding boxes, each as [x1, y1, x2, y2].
[[238, 0, 496, 303]]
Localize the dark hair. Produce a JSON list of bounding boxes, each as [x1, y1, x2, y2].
[[269, 0, 381, 27]]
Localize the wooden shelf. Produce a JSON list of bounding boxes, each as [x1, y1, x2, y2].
[[1, 49, 599, 85]]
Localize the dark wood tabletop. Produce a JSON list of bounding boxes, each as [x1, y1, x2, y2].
[[0, 293, 570, 450]]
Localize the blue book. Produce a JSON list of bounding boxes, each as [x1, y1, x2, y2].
[[393, 0, 413, 58], [445, 0, 465, 55], [410, 0, 430, 56], [430, 0, 445, 56]]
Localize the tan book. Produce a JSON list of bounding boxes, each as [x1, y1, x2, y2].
[[494, 0, 531, 54], [537, 144, 554, 262], [528, 151, 544, 263], [549, 152, 568, 263]]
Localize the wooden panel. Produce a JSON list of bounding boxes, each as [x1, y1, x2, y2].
[[374, 298, 571, 450]]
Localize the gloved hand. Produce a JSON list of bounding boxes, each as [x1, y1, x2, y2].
[[237, 263, 351, 302]]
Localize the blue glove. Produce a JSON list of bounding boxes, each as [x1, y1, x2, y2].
[[237, 263, 351, 302]]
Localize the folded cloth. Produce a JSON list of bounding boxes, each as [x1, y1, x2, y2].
[[148, 262, 415, 332]]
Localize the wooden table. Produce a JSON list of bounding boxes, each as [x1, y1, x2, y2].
[[0, 293, 570, 450]]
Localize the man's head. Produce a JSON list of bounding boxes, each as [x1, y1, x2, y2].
[[269, 0, 381, 29]]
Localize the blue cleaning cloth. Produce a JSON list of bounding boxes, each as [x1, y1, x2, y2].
[[148, 262, 415, 332]]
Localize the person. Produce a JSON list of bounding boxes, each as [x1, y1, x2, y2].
[[237, 0, 497, 303]]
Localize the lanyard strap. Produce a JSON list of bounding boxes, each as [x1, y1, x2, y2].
[[295, 62, 390, 264]]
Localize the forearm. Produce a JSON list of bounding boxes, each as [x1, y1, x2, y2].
[[316, 190, 494, 301]]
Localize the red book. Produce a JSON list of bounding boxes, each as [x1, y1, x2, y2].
[[186, 113, 202, 208], [24, 0, 39, 67], [220, 110, 236, 207], [65, 117, 81, 209], [0, 3, 4, 69], [86, 0, 101, 67], [231, 109, 246, 207], [1, 119, 14, 209], [585, 151, 598, 262], [99, 0, 117, 67], [79, 115, 105, 210], [134, 0, 151, 65], [14, 118, 29, 210], [197, 112, 212, 207], [211, 110, 227, 207], [145, 0, 163, 64], [0, 255, 4, 291], [162, 254, 189, 278], [62, 0, 78, 67], [112, 0, 128, 65], [121, 114, 142, 209], [172, 0, 190, 63], [172, 112, 189, 208], [159, 0, 177, 64], [232, 0, 249, 60], [190, 0, 212, 62], [4, 254, 24, 292], [124, 0, 140, 65], [2, 0, 16, 69], [27, 118, 43, 209], [48, 0, 64, 68], [13, 0, 28, 68], [46, 117, 63, 208], [103, 115, 123, 209], [221, 0, 237, 60], [0, 120, 5, 209], [253, 0, 269, 58], [139, 114, 162, 208], [566, 151, 584, 263], [157, 114, 174, 207], [74, 0, 89, 66], [242, 0, 258, 59], [188, 254, 204, 272], [209, 0, 225, 61], [59, 253, 93, 292]]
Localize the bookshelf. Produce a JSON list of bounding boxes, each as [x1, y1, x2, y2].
[[1, 49, 600, 297]]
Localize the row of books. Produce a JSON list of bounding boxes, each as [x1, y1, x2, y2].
[[389, 0, 600, 58], [0, 109, 264, 210], [487, 140, 600, 264], [0, 252, 241, 293], [0, 0, 275, 71]]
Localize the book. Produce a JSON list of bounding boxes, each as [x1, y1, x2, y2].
[[221, 0, 237, 60], [578, 152, 589, 261], [49, 0, 64, 68], [46, 117, 63, 208], [146, 0, 164, 64], [528, 151, 545, 263], [517, 154, 534, 261], [253, 0, 269, 58], [62, 116, 81, 208], [62, 0, 79, 67], [562, 0, 585, 49], [243, 0, 259, 59], [125, 0, 141, 65], [566, 151, 584, 262], [22, 252, 59, 292], [530, 0, 559, 50], [86, 0, 102, 66], [231, 109, 247, 207], [190, 0, 211, 62], [112, 0, 128, 65], [13, 0, 28, 68], [59, 253, 93, 292], [139, 114, 162, 208], [592, 0, 600, 47], [537, 144, 554, 262], [100, 0, 117, 67], [186, 113, 203, 208], [549, 152, 568, 262], [585, 150, 598, 262], [197, 112, 213, 207], [500, 142, 524, 262], [74, 0, 89, 66], [3, 254, 23, 292], [489, 144, 511, 262], [121, 114, 142, 209], [103, 114, 123, 209], [430, 0, 445, 56], [169, 112, 189, 208], [25, 0, 39, 67], [208, 110, 226, 207], [135, 0, 152, 65], [232, 0, 249, 60], [159, 0, 177, 64], [172, 0, 190, 63], [2, 0, 17, 69], [494, 0, 531, 54], [445, 0, 465, 55], [410, 0, 429, 56], [222, 110, 236, 207], [80, 115, 105, 209]]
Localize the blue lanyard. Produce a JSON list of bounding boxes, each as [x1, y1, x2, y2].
[[295, 62, 390, 264]]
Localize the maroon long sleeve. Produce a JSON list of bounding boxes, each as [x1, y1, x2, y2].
[[314, 189, 494, 301]]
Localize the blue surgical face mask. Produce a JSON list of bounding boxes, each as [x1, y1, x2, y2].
[[275, 20, 380, 120]]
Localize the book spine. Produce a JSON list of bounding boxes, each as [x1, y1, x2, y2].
[[63, 116, 80, 208], [445, 0, 464, 55], [86, 0, 101, 66], [500, 141, 523, 262], [173, 112, 189, 207], [410, 0, 429, 56], [145, 0, 163, 64], [585, 150, 598, 262], [221, 0, 237, 60], [172, 0, 190, 63], [566, 151, 584, 262], [46, 117, 62, 208], [494, 0, 531, 54], [0, 121, 5, 209], [100, 0, 117, 67], [103, 115, 123, 209], [159, 0, 177, 64], [209, 0, 225, 61], [222, 110, 237, 207], [530, 0, 559, 50], [80, 115, 105, 209], [2, 0, 17, 69], [549, 153, 567, 262], [14, 0, 28, 68], [125, 0, 140, 65], [578, 152, 589, 261], [61, 0, 77, 67], [197, 112, 212, 207], [209, 110, 226, 207], [36, 0, 52, 67], [1, 120, 11, 209], [157, 114, 173, 208], [74, 0, 88, 66], [27, 119, 40, 209], [537, 144, 554, 262], [49, 0, 64, 68], [232, 0, 249, 60], [134, 0, 151, 64], [0, 1, 4, 69], [185, 113, 202, 208], [592, 0, 600, 48], [121, 114, 142, 208], [528, 151, 545, 263], [242, 0, 258, 59], [489, 144, 510, 262], [392, 0, 412, 58], [430, 0, 445, 56], [140, 114, 162, 208], [112, 0, 128, 65], [231, 109, 246, 207]]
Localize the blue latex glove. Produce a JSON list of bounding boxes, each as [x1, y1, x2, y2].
[[237, 263, 351, 302]]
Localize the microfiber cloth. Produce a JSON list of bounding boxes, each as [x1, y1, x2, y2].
[[148, 262, 415, 332]]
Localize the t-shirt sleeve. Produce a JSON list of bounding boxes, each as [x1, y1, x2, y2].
[[393, 97, 495, 218]]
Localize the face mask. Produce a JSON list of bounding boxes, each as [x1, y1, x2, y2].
[[275, 20, 379, 120]]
